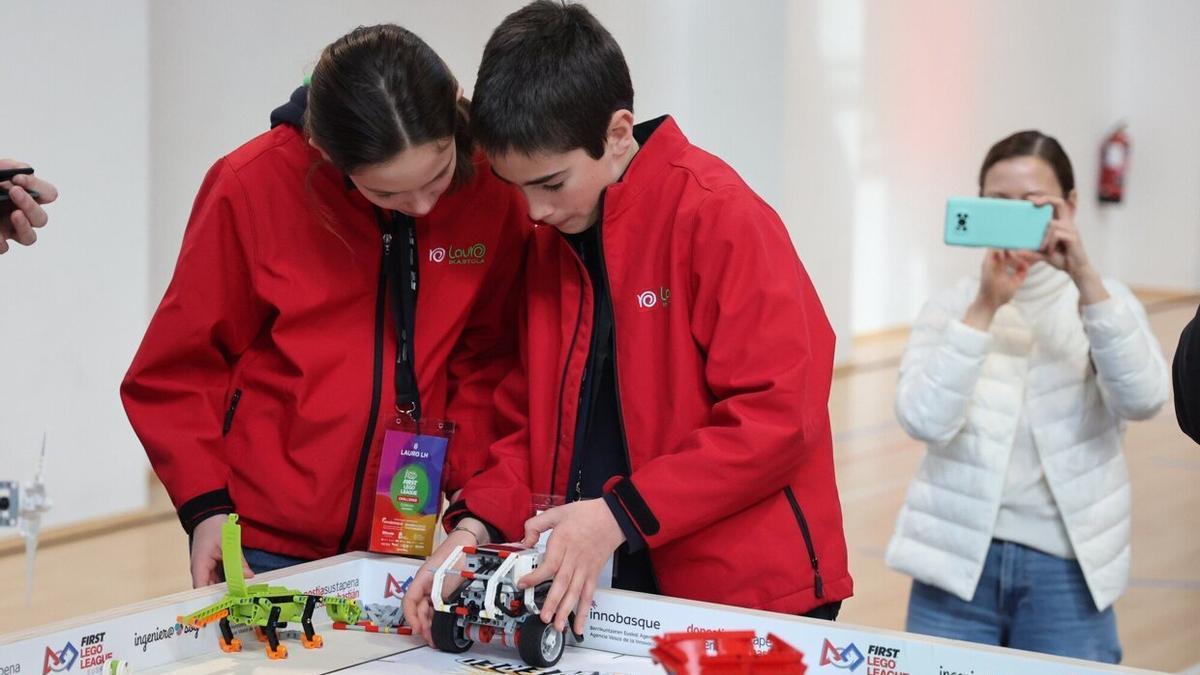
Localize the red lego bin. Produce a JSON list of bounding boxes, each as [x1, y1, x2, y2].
[[650, 630, 806, 674]]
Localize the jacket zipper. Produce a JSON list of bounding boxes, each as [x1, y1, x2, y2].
[[783, 486, 825, 599], [222, 388, 242, 436], [550, 259, 587, 499], [336, 224, 394, 553], [594, 217, 662, 591], [399, 216, 421, 420]]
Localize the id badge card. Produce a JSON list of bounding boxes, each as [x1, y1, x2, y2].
[[368, 417, 455, 557], [530, 494, 614, 590]]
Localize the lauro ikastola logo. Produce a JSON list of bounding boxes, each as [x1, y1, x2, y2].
[[429, 243, 487, 265], [636, 287, 671, 310]]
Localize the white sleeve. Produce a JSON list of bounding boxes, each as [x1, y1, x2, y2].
[[895, 288, 994, 445], [1082, 281, 1170, 421]]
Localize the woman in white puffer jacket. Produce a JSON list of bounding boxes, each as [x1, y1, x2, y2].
[[886, 130, 1169, 663]]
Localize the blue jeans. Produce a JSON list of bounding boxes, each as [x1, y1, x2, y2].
[[242, 547, 310, 574], [906, 539, 1121, 664]]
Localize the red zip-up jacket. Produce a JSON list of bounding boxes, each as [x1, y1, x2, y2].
[[454, 117, 851, 614], [121, 122, 530, 559]]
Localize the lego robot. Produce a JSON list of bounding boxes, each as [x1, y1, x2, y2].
[[430, 543, 579, 668], [177, 515, 363, 659]]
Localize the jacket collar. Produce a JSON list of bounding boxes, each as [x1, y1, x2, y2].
[[1014, 262, 1073, 303], [602, 115, 689, 223]]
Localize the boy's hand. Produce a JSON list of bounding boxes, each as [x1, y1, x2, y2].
[[517, 499, 625, 636]]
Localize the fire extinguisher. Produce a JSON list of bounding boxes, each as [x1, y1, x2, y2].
[[1099, 125, 1129, 204]]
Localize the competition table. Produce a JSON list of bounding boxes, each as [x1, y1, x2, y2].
[[0, 552, 1161, 674]]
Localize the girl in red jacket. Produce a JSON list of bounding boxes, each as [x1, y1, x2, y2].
[[122, 25, 529, 587]]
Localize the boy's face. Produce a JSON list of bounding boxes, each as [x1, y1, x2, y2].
[[489, 111, 637, 234]]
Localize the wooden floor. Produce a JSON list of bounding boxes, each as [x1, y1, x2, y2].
[[2, 292, 1197, 672]]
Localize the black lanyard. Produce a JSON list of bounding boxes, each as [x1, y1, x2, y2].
[[374, 207, 421, 421]]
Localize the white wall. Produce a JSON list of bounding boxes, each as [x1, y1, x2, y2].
[[0, 2, 151, 527], [1107, 0, 1200, 291]]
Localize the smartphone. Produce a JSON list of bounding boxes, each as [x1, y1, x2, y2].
[[944, 197, 1052, 250]]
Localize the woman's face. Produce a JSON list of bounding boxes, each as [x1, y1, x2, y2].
[[981, 155, 1073, 206], [348, 138, 457, 217]]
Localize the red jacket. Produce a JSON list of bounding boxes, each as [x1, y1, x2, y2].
[[457, 117, 851, 614], [121, 123, 530, 559]]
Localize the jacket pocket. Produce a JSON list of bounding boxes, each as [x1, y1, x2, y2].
[[783, 486, 824, 599], [222, 388, 243, 436]]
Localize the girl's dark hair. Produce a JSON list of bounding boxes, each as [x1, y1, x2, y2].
[[306, 24, 474, 188], [979, 130, 1074, 196]]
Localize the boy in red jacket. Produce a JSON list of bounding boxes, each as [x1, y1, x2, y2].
[[407, 0, 851, 642]]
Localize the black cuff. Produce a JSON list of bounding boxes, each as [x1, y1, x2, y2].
[[178, 488, 235, 536], [444, 501, 504, 544], [443, 499, 471, 530], [609, 477, 660, 537], [603, 492, 646, 553]]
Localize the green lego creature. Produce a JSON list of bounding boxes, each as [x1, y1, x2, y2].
[[177, 514, 362, 659]]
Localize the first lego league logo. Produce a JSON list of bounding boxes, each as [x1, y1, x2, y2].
[[43, 632, 111, 674], [384, 572, 413, 599], [821, 638, 908, 675]]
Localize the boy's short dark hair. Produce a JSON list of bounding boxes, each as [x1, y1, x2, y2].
[[471, 0, 634, 159]]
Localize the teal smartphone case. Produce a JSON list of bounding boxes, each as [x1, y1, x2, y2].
[[944, 197, 1052, 250]]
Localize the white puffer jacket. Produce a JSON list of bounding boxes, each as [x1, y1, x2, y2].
[[885, 264, 1169, 611]]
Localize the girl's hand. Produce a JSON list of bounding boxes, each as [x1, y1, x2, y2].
[[403, 521, 483, 646], [190, 514, 254, 588]]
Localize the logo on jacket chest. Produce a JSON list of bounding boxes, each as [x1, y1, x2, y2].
[[636, 287, 671, 310], [428, 243, 487, 265]]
